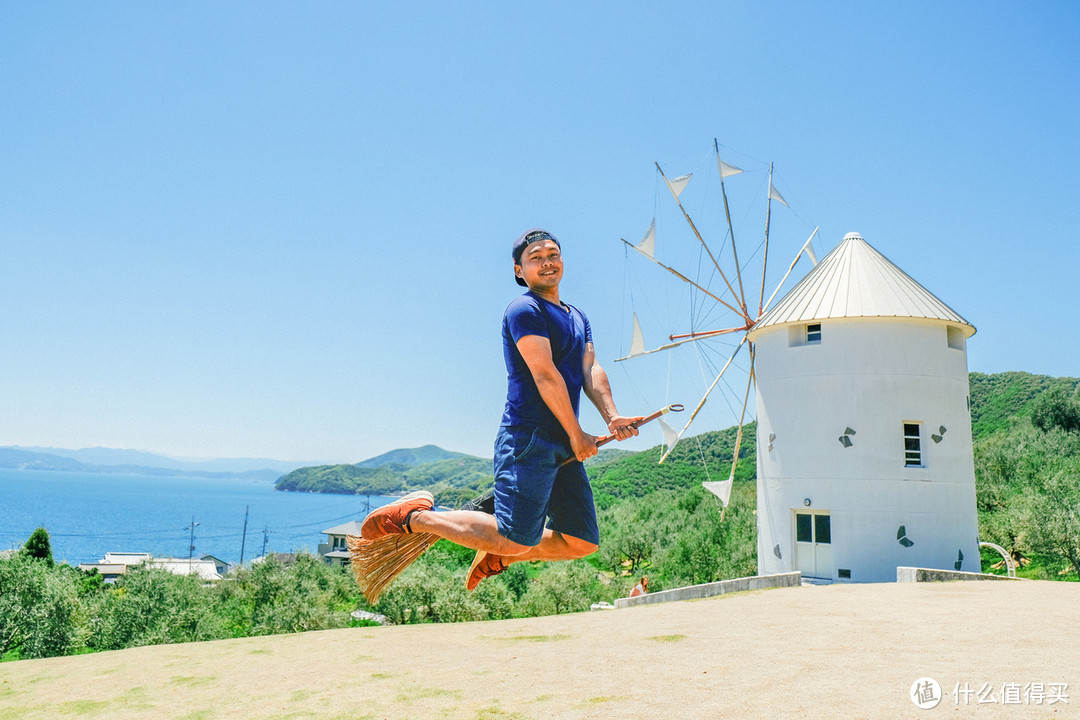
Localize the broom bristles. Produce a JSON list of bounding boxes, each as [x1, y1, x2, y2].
[[346, 532, 439, 603]]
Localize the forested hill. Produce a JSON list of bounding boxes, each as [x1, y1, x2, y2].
[[275, 372, 1078, 509], [275, 454, 493, 508], [355, 444, 471, 468], [968, 371, 1080, 438]]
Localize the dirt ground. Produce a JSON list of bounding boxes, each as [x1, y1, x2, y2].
[[0, 580, 1076, 719]]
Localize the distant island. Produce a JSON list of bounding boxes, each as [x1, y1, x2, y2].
[[0, 446, 309, 482], [275, 445, 493, 508]]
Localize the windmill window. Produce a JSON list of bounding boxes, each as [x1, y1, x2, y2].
[[904, 423, 923, 467], [796, 513, 813, 542], [947, 326, 965, 351], [795, 512, 831, 544], [814, 514, 831, 544], [788, 323, 822, 347]]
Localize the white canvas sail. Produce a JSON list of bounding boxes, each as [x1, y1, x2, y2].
[[702, 479, 733, 507], [768, 178, 789, 207], [636, 219, 656, 258], [717, 157, 743, 179], [629, 313, 646, 357], [658, 418, 679, 456], [664, 172, 692, 199]]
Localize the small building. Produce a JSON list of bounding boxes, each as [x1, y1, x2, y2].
[[102, 552, 152, 566], [251, 552, 300, 567], [200, 554, 233, 577], [319, 521, 363, 568], [84, 552, 222, 581], [146, 558, 222, 581], [77, 563, 128, 583], [78, 552, 151, 582], [747, 233, 979, 583]]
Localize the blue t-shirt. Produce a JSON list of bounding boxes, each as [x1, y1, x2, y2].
[[501, 291, 593, 435]]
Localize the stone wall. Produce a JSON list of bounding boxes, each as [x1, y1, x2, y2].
[[896, 566, 1022, 582], [614, 572, 803, 609]]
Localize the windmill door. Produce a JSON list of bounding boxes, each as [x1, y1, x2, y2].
[[794, 511, 832, 579]]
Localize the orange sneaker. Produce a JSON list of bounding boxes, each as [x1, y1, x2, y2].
[[466, 550, 508, 591], [359, 490, 434, 540]]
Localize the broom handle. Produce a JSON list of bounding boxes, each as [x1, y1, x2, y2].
[[560, 403, 684, 466]]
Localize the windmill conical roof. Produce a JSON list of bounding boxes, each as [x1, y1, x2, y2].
[[748, 233, 975, 338]]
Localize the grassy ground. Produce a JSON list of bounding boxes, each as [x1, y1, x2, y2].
[[1, 580, 1076, 719], [979, 547, 1079, 581]]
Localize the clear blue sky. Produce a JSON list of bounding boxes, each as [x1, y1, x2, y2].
[[2, 3, 1077, 463]]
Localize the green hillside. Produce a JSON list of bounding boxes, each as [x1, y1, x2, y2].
[[969, 371, 1080, 438], [355, 444, 472, 468], [275, 456, 493, 508], [276, 463, 409, 495]]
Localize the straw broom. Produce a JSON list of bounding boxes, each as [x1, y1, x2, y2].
[[346, 532, 439, 603], [346, 404, 683, 603]]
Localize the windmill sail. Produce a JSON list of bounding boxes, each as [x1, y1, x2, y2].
[[664, 172, 692, 200], [658, 418, 679, 457], [621, 144, 802, 524], [768, 177, 789, 207], [615, 327, 745, 362], [702, 479, 733, 507], [762, 228, 819, 314], [629, 313, 645, 357], [636, 219, 656, 258], [659, 337, 747, 463], [717, 157, 743, 179]]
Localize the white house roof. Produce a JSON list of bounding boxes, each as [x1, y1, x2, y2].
[[323, 520, 364, 536], [748, 233, 975, 338], [102, 552, 152, 566], [147, 558, 222, 581], [78, 563, 128, 575]]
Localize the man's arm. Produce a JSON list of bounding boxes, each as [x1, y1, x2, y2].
[[516, 334, 598, 462], [581, 342, 641, 441]]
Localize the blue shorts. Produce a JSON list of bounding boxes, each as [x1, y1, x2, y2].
[[491, 425, 600, 548]]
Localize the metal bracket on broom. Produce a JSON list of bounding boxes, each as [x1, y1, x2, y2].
[[347, 403, 683, 603]]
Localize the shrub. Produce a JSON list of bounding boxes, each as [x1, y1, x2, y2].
[[23, 527, 55, 568], [0, 553, 80, 659]]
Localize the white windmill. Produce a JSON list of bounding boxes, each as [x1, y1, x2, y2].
[[620, 145, 980, 582], [747, 233, 980, 582]]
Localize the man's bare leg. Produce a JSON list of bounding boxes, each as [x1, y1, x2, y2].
[[408, 510, 527, 556], [408, 511, 595, 563], [503, 528, 596, 563]]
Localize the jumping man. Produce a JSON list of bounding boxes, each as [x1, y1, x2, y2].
[[360, 228, 640, 590]]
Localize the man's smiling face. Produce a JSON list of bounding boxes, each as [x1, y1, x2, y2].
[[515, 239, 563, 291]]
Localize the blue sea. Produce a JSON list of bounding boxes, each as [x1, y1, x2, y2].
[[0, 468, 396, 566]]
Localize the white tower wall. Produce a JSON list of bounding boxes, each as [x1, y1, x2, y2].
[[753, 317, 980, 583]]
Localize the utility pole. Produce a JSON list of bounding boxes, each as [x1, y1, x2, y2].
[[239, 505, 249, 565], [187, 516, 199, 572], [260, 528, 269, 559]]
